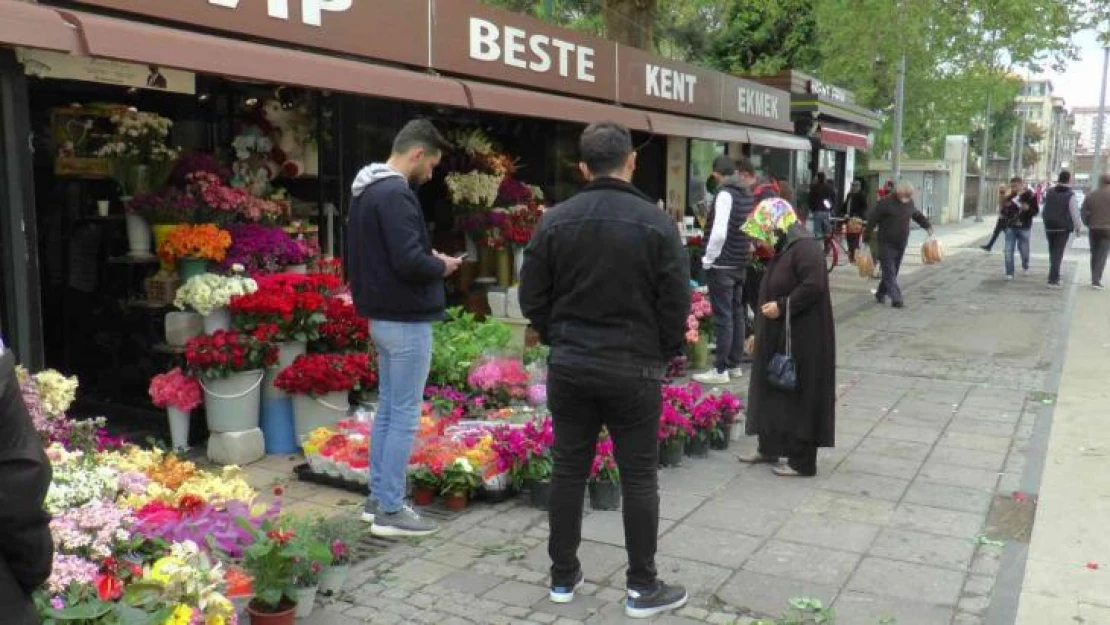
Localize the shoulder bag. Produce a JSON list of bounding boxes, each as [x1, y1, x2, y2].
[[766, 297, 798, 392]]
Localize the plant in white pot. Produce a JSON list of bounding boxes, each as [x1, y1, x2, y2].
[[286, 515, 334, 619], [148, 367, 203, 451], [274, 352, 377, 443], [314, 514, 361, 597], [174, 268, 258, 334], [184, 330, 278, 434]]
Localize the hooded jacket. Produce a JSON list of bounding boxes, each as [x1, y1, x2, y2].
[[346, 164, 446, 322]]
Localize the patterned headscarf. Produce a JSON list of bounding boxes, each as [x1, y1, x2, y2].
[[742, 197, 798, 247]]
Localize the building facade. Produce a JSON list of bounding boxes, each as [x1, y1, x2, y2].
[[1015, 79, 1075, 183]]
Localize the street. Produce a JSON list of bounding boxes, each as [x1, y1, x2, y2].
[[288, 221, 1087, 625]]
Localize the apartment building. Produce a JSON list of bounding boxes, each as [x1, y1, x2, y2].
[[1016, 80, 1076, 182]]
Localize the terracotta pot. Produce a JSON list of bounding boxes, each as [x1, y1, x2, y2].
[[443, 492, 469, 511], [412, 486, 436, 506], [247, 600, 296, 625]]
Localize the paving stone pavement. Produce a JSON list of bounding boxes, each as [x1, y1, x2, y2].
[[300, 247, 1073, 625]]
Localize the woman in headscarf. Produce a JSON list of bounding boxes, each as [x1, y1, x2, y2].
[[739, 198, 836, 477]]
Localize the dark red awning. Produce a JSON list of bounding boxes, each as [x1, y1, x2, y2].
[[820, 128, 870, 151]]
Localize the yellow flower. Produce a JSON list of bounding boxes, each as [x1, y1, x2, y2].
[[205, 616, 225, 625], [151, 556, 185, 584], [164, 604, 193, 625]]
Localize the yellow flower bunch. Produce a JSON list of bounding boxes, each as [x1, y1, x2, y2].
[[164, 604, 193, 625], [172, 469, 255, 507], [147, 454, 199, 490], [306, 426, 336, 447], [33, 369, 79, 416], [103, 446, 165, 474], [464, 434, 495, 472]]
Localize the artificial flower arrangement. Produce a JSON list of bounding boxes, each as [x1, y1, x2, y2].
[[466, 356, 530, 409], [686, 290, 713, 344], [158, 223, 232, 266], [273, 352, 378, 397], [229, 273, 334, 342], [173, 270, 259, 317], [590, 435, 620, 484], [148, 368, 202, 413], [221, 223, 311, 274], [184, 330, 279, 379], [315, 297, 371, 353]]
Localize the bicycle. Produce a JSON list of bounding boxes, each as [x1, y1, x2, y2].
[[822, 217, 854, 274]]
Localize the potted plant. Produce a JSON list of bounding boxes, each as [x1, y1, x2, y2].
[[658, 403, 694, 468], [408, 464, 442, 506], [588, 434, 621, 511], [467, 356, 531, 409], [274, 353, 377, 443], [315, 514, 361, 597], [185, 330, 278, 433], [239, 523, 301, 625], [222, 224, 313, 275], [225, 565, 255, 619], [188, 171, 285, 226], [440, 457, 481, 511], [513, 417, 554, 510], [710, 392, 744, 450], [287, 516, 333, 619], [158, 223, 232, 282], [230, 273, 332, 370], [688, 392, 717, 459], [128, 188, 201, 271], [174, 269, 259, 334], [148, 367, 202, 451]]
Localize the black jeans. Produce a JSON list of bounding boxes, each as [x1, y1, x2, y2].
[[1046, 231, 1070, 284], [984, 218, 1004, 250], [547, 364, 662, 590], [707, 268, 746, 372], [757, 432, 818, 476], [743, 265, 764, 338], [846, 233, 861, 262], [1091, 230, 1110, 285], [875, 244, 906, 304]]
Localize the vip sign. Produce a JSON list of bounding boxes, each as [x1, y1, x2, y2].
[[469, 18, 597, 83], [207, 0, 352, 26]]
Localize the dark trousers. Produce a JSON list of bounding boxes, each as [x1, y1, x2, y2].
[[757, 432, 818, 476], [846, 233, 861, 262], [1046, 231, 1070, 284], [707, 268, 746, 372], [547, 365, 662, 590], [743, 265, 764, 338], [875, 244, 906, 304], [984, 218, 1004, 250], [1092, 230, 1110, 285]]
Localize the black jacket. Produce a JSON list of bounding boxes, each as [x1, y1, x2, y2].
[[841, 192, 868, 219], [1001, 189, 1039, 230], [520, 177, 690, 379], [809, 182, 838, 214], [347, 164, 447, 322], [1042, 185, 1075, 232], [0, 351, 53, 625], [864, 196, 932, 249]]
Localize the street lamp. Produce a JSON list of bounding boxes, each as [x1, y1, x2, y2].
[[1094, 41, 1110, 185]]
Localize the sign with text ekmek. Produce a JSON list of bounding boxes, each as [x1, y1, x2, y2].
[[720, 75, 792, 132], [616, 45, 720, 119], [431, 0, 617, 101], [69, 0, 429, 68]]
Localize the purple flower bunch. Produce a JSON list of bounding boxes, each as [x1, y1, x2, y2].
[[46, 554, 100, 595], [221, 224, 311, 273], [170, 151, 231, 189], [497, 176, 534, 206], [133, 499, 278, 558], [50, 500, 136, 561]]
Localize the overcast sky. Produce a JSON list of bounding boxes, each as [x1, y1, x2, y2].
[[1046, 30, 1105, 109]]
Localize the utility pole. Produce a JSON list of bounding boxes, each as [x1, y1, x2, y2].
[[1094, 45, 1110, 185], [977, 92, 991, 222], [1016, 111, 1027, 178], [891, 0, 906, 183], [1009, 125, 1018, 178]]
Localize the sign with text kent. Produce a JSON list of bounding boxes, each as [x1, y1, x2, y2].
[[616, 45, 721, 119], [720, 75, 792, 132]]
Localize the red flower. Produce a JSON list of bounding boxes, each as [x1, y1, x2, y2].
[[267, 529, 295, 545], [184, 330, 278, 378], [178, 494, 205, 515], [273, 486, 284, 497], [96, 573, 123, 602], [273, 353, 377, 396]]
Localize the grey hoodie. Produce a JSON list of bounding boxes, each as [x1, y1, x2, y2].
[[351, 163, 404, 197]]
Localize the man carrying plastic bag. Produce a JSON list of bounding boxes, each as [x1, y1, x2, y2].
[[863, 181, 935, 308]]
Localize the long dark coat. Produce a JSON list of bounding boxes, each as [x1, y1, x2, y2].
[[745, 225, 836, 448]]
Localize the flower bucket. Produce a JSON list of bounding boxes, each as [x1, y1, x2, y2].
[[248, 600, 295, 625], [203, 307, 232, 334], [443, 492, 469, 511], [293, 586, 317, 618], [177, 256, 208, 282], [513, 246, 525, 282], [480, 471, 514, 502], [710, 424, 733, 450], [152, 223, 184, 271], [527, 479, 551, 511], [260, 397, 298, 454], [286, 264, 308, 274], [167, 407, 191, 451], [689, 335, 709, 370], [125, 213, 152, 258], [686, 435, 710, 458], [200, 370, 264, 433], [495, 247, 512, 287], [412, 486, 437, 506], [588, 480, 621, 511], [318, 564, 350, 596], [293, 391, 349, 443], [277, 340, 307, 369], [165, 311, 203, 347], [659, 440, 684, 468]]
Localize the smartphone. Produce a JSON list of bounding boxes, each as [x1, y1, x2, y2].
[[454, 252, 469, 260]]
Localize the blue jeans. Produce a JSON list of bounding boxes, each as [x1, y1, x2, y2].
[[811, 211, 832, 239], [1004, 228, 1031, 277], [369, 319, 433, 513]]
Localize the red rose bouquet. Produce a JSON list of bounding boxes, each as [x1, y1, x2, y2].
[[230, 273, 331, 342], [317, 297, 371, 352], [184, 331, 278, 378], [505, 203, 544, 246], [273, 353, 378, 397]]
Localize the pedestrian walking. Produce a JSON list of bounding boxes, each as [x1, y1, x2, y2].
[[348, 119, 462, 537], [520, 121, 690, 619], [863, 181, 934, 308], [739, 198, 836, 477], [1000, 176, 1039, 280], [693, 156, 758, 386], [841, 178, 869, 262], [808, 172, 837, 240], [1042, 170, 1082, 287], [0, 345, 55, 625], [980, 184, 1009, 253], [1081, 172, 1110, 290]]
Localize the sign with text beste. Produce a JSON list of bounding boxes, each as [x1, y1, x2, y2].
[[720, 75, 792, 132], [430, 0, 617, 101], [69, 0, 428, 67], [616, 45, 720, 119]]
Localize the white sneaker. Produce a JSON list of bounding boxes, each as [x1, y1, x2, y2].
[[692, 370, 730, 385], [728, 368, 745, 378], [1005, 275, 1014, 281]]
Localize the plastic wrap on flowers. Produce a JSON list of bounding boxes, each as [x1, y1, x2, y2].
[[467, 354, 530, 410]]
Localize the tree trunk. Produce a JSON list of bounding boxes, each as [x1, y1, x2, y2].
[[602, 0, 657, 50]]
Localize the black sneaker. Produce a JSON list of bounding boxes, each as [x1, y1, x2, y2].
[[625, 580, 688, 619], [980, 245, 991, 252], [891, 301, 905, 309], [550, 570, 584, 604]]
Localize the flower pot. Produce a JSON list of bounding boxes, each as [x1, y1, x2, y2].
[[286, 264, 308, 274], [495, 247, 512, 287], [203, 307, 232, 334], [247, 599, 296, 625], [266, 341, 307, 400], [513, 246, 525, 283], [443, 492, 469, 511], [167, 407, 191, 451], [292, 391, 349, 444], [318, 564, 350, 596], [588, 480, 622, 511], [412, 486, 437, 506], [686, 435, 710, 459], [480, 471, 514, 502], [465, 234, 479, 259], [689, 335, 709, 370], [710, 423, 733, 450], [177, 257, 208, 282], [293, 586, 318, 618], [165, 311, 204, 347], [260, 396, 298, 454], [152, 223, 184, 271], [200, 370, 264, 433], [528, 479, 551, 511], [659, 440, 684, 468], [125, 213, 153, 258], [478, 245, 494, 277]]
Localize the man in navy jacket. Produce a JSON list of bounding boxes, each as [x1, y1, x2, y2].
[[347, 119, 461, 538]]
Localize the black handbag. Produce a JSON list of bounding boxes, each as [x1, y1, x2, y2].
[[766, 297, 798, 392]]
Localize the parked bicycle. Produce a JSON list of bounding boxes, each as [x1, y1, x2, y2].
[[823, 217, 853, 274]]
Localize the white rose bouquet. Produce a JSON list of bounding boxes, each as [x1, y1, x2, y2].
[[174, 272, 258, 316]]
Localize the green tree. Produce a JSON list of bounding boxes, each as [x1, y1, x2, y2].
[[703, 0, 820, 75]]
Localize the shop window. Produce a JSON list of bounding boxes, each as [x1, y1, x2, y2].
[[687, 139, 725, 217]]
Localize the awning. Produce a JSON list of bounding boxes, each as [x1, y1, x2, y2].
[[460, 80, 651, 132], [746, 128, 812, 151], [57, 10, 471, 109], [820, 128, 870, 151], [0, 1, 79, 53], [648, 112, 749, 143]]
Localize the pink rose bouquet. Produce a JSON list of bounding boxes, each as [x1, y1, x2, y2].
[[148, 368, 203, 412]]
